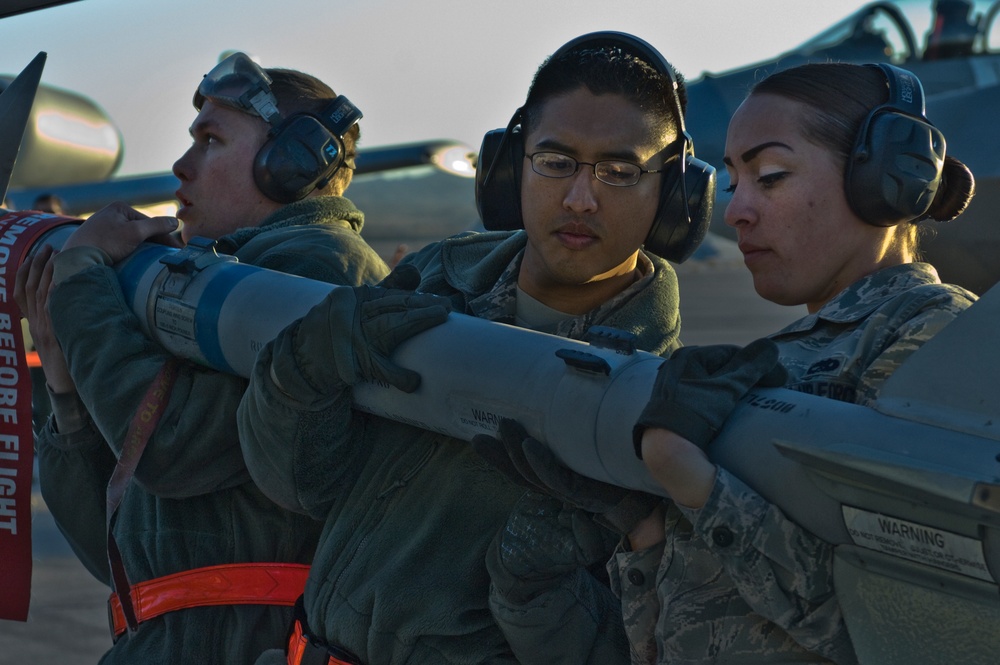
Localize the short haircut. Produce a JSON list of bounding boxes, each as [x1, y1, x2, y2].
[[521, 43, 686, 146]]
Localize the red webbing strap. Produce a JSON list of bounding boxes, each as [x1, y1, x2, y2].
[[287, 618, 360, 665], [0, 210, 82, 622], [105, 358, 180, 633], [108, 562, 310, 637]]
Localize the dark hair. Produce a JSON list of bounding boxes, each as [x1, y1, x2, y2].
[[521, 43, 686, 144], [750, 63, 974, 229]]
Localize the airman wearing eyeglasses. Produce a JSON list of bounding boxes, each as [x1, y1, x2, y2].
[[236, 33, 705, 664], [16, 53, 388, 664]]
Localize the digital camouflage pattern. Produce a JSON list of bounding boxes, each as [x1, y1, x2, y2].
[[404, 231, 683, 357], [773, 262, 976, 407], [612, 262, 977, 665], [609, 541, 661, 663]]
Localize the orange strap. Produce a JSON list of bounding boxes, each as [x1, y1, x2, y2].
[[108, 562, 309, 638], [106, 359, 180, 632], [287, 616, 361, 665]]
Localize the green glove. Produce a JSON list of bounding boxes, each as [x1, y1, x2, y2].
[[293, 280, 451, 394], [473, 419, 660, 535], [632, 338, 788, 457]]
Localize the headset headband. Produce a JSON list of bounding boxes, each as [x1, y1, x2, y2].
[[875, 63, 925, 116], [549, 31, 689, 142], [844, 63, 946, 226]]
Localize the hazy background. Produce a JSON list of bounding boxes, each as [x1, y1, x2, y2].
[[0, 0, 875, 177]]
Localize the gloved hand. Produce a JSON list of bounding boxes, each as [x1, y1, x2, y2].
[[293, 272, 451, 394], [376, 262, 421, 290], [489, 490, 619, 588], [632, 338, 788, 457], [473, 419, 660, 535]]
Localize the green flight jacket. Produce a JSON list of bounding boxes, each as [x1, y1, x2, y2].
[[239, 230, 682, 664], [37, 196, 388, 664]]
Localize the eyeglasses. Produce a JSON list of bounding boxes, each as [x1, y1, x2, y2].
[[527, 151, 663, 187], [194, 52, 282, 127]]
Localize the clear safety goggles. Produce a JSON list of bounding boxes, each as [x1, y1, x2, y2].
[[193, 52, 282, 126]]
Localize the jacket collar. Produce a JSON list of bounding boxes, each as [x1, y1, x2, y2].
[[773, 262, 942, 335]]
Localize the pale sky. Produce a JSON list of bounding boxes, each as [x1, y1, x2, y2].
[[0, 0, 885, 177]]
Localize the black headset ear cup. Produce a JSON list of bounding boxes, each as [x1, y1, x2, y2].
[[645, 156, 716, 262], [253, 115, 346, 204], [844, 111, 946, 227], [476, 125, 524, 231]]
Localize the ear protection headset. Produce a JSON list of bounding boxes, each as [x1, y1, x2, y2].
[[196, 52, 363, 205], [475, 31, 716, 263], [252, 95, 363, 204], [844, 63, 946, 227]]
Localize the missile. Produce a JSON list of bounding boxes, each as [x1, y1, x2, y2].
[[8, 210, 1000, 661], [23, 212, 1000, 525]]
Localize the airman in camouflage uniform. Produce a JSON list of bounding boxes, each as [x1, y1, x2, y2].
[[618, 61, 978, 665], [775, 263, 975, 407], [614, 262, 977, 664]]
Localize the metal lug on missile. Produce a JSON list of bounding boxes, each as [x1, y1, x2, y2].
[[584, 325, 638, 355], [554, 348, 611, 375], [158, 236, 238, 298], [972, 483, 1000, 514]]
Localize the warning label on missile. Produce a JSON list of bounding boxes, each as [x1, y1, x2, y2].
[[154, 297, 196, 339], [843, 506, 994, 582]]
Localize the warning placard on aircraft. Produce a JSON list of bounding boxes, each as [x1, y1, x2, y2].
[[843, 506, 994, 582]]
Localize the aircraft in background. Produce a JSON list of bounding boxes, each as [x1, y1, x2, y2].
[[685, 0, 1000, 294], [1, 5, 998, 660], [1, 0, 81, 20], [0, 0, 482, 263], [2, 1, 999, 292]]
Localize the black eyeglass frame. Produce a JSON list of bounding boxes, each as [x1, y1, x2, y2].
[[525, 151, 671, 187]]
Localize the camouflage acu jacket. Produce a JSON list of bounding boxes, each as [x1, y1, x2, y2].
[[610, 262, 976, 665], [773, 262, 976, 406]]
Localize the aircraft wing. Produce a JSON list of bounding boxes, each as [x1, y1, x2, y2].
[[4, 139, 480, 263], [4, 139, 477, 214], [1, 0, 82, 20]]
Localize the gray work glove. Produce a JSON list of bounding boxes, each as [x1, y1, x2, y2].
[[473, 419, 660, 535], [632, 338, 788, 457], [293, 267, 451, 394]]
